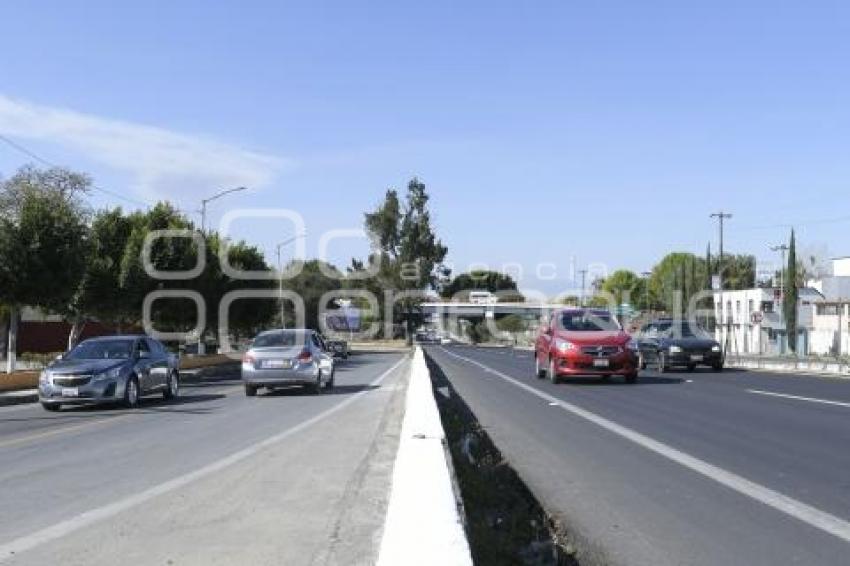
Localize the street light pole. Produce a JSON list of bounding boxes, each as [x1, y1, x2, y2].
[[195, 186, 247, 355], [274, 234, 307, 329], [771, 244, 790, 298], [710, 211, 733, 288], [578, 269, 588, 307], [199, 186, 247, 233]]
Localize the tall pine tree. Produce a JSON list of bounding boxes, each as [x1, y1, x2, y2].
[[783, 229, 798, 353]]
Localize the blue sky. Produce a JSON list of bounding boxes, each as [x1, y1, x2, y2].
[[1, 0, 849, 295]]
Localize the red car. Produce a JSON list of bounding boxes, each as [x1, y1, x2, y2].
[[535, 308, 639, 383]]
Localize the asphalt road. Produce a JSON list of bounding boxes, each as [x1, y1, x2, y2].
[[0, 352, 410, 566], [426, 344, 850, 566]]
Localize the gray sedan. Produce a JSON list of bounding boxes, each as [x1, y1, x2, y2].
[[38, 335, 180, 411], [242, 329, 335, 396]]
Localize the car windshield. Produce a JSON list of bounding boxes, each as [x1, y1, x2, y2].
[[560, 311, 620, 332], [65, 339, 135, 360], [668, 323, 711, 339], [252, 331, 305, 348]]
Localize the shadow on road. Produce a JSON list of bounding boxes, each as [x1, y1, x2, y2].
[[255, 383, 381, 397], [554, 375, 684, 386]]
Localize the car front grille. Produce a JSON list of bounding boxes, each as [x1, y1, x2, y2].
[[580, 345, 621, 357], [53, 375, 92, 387]]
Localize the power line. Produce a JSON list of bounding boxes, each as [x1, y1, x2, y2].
[[0, 133, 153, 209]]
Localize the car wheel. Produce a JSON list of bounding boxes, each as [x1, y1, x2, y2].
[[123, 376, 140, 409], [687, 364, 696, 372], [311, 372, 324, 394], [639, 353, 647, 370], [712, 362, 724, 372], [325, 370, 335, 390], [41, 402, 60, 412], [163, 371, 179, 400], [535, 356, 546, 379], [548, 358, 559, 384], [625, 372, 638, 384], [245, 384, 257, 397], [657, 352, 668, 373]]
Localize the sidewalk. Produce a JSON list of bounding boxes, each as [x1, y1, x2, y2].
[[725, 354, 850, 379]]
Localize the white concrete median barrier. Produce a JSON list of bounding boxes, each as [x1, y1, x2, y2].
[[376, 347, 473, 566]]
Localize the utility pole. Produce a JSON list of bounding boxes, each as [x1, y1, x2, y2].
[[770, 244, 789, 298], [578, 269, 588, 307], [710, 212, 733, 288], [200, 186, 247, 233]]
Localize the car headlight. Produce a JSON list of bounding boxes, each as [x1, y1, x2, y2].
[[39, 371, 49, 385], [93, 367, 123, 382], [669, 345, 683, 354], [554, 339, 577, 354], [711, 344, 722, 352]]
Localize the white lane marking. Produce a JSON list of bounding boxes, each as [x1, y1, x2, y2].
[[439, 347, 850, 544], [748, 389, 850, 409], [0, 356, 409, 562]]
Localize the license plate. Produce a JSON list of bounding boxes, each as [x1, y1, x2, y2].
[[690, 355, 703, 362], [263, 360, 291, 369], [62, 387, 79, 397], [593, 359, 610, 368]]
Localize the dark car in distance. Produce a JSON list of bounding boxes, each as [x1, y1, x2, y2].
[[636, 319, 724, 372]]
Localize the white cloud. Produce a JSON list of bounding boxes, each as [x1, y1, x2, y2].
[[0, 94, 288, 202]]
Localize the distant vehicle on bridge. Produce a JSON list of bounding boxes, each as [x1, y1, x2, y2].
[[468, 290, 498, 305]]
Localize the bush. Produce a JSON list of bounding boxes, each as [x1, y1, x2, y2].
[[19, 352, 63, 368]]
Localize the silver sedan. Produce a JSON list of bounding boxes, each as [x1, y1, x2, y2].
[[38, 335, 180, 411], [241, 329, 335, 396]]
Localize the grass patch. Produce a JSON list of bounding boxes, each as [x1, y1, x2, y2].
[[424, 350, 579, 566]]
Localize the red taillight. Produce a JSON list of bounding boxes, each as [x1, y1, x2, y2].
[[298, 350, 313, 363]]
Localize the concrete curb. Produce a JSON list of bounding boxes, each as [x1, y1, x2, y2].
[[0, 389, 39, 407], [376, 347, 473, 566], [726, 357, 850, 379]]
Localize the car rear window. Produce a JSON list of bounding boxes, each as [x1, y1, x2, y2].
[[252, 332, 304, 348]]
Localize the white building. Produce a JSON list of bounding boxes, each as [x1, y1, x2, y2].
[[807, 257, 850, 356], [713, 287, 822, 356]]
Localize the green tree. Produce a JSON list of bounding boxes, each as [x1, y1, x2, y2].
[[118, 203, 203, 334], [784, 229, 798, 353], [649, 253, 705, 316], [282, 259, 343, 330], [496, 315, 527, 346], [441, 270, 523, 302], [0, 188, 89, 372], [65, 208, 134, 348], [722, 254, 756, 290], [601, 270, 642, 306], [363, 178, 448, 342]]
